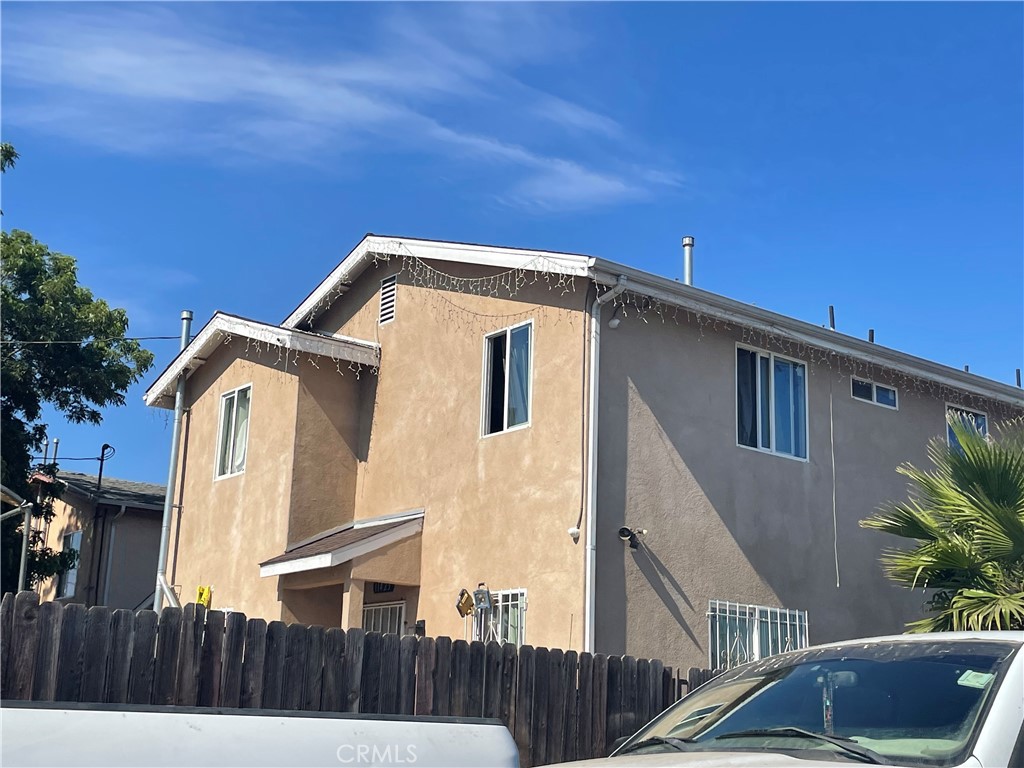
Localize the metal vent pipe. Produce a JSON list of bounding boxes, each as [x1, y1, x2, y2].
[[682, 236, 695, 286]]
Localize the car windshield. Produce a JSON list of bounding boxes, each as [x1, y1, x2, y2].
[[617, 639, 1020, 767]]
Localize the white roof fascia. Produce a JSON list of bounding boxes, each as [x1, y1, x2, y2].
[[143, 313, 381, 409], [258, 517, 424, 578], [592, 261, 1024, 409], [283, 235, 594, 328]]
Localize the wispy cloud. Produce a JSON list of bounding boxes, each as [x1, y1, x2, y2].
[[2, 4, 680, 211]]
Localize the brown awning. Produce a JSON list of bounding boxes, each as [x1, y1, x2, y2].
[[259, 510, 423, 577]]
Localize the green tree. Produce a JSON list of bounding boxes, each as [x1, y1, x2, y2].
[[861, 414, 1024, 632], [1, 147, 155, 590]]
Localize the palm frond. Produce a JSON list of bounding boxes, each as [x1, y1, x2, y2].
[[862, 414, 1024, 633]]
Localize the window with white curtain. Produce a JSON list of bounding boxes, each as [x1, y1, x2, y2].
[[737, 347, 807, 459], [56, 530, 82, 598], [216, 385, 251, 478], [473, 589, 527, 646], [483, 322, 532, 436]]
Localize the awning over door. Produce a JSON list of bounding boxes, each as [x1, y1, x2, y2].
[[259, 509, 423, 578]]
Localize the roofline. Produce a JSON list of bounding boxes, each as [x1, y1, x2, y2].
[[275, 232, 1017, 408], [52, 474, 165, 510], [143, 312, 381, 409], [592, 260, 1024, 408], [282, 235, 594, 328], [258, 516, 423, 578], [283, 508, 425, 552]]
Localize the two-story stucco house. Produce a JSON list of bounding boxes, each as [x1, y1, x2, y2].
[[143, 234, 1023, 670]]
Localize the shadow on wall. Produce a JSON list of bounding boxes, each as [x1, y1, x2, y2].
[[631, 543, 700, 647], [613, 321, 939, 653]]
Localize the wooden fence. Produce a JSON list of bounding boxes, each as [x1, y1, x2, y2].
[[0, 592, 718, 766]]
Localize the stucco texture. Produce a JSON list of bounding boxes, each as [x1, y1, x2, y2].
[[170, 344, 300, 618], [594, 312, 1019, 669], [314, 262, 590, 648]]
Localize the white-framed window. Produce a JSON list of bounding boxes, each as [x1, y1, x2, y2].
[[482, 321, 533, 436], [216, 384, 252, 478], [379, 275, 397, 325], [362, 601, 405, 634], [708, 599, 809, 670], [736, 346, 808, 460], [473, 588, 527, 646], [56, 530, 83, 599], [851, 378, 898, 409], [947, 404, 988, 450]]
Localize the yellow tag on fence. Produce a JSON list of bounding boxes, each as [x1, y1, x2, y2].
[[196, 585, 213, 608]]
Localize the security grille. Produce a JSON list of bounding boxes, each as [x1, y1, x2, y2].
[[379, 275, 397, 325], [473, 589, 526, 646], [363, 601, 405, 634], [708, 600, 808, 670]]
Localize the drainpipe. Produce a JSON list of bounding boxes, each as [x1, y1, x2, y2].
[[584, 275, 628, 653], [153, 310, 192, 612]]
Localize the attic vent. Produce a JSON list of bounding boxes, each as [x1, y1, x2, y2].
[[379, 275, 397, 325]]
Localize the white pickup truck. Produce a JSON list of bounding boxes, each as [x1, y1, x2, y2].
[[564, 631, 1023, 768], [0, 704, 520, 767]]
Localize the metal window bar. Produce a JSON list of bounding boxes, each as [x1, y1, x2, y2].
[[708, 600, 809, 669], [362, 601, 405, 635], [472, 589, 526, 645]]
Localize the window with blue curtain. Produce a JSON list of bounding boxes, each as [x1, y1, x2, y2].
[[736, 347, 807, 459]]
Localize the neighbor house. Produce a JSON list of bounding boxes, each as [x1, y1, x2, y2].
[[143, 235, 1023, 670], [36, 471, 165, 611]]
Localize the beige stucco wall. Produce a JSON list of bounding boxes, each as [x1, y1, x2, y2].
[[170, 342, 300, 618], [287, 366, 362, 544], [37, 490, 159, 610], [314, 262, 590, 648], [595, 310, 1023, 669], [102, 510, 161, 609], [37, 494, 92, 604]]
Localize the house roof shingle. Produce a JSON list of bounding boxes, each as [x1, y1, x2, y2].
[[57, 471, 166, 509], [259, 519, 411, 568]]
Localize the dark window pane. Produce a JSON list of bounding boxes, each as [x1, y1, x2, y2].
[[851, 378, 873, 401], [875, 386, 897, 408], [486, 333, 507, 434], [737, 348, 757, 447], [948, 407, 987, 450]]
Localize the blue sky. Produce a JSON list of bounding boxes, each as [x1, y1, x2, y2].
[[2, 2, 1022, 484]]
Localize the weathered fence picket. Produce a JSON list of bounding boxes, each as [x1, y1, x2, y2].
[[0, 592, 715, 766]]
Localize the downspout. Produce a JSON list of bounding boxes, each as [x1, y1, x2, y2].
[[153, 310, 192, 612], [101, 505, 127, 606], [584, 275, 627, 653]]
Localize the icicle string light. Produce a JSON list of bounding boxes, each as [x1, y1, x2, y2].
[[219, 239, 1017, 418]]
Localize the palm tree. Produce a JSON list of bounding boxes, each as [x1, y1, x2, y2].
[[861, 414, 1024, 632]]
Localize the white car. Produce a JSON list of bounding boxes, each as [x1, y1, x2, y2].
[[563, 632, 1024, 768]]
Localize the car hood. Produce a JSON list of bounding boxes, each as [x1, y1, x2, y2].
[[557, 752, 884, 768]]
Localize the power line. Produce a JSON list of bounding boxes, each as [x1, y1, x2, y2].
[[30, 456, 103, 462], [2, 336, 179, 345]]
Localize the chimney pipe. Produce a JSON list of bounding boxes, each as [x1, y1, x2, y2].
[[964, 365, 969, 373], [682, 236, 695, 286], [868, 329, 875, 343], [1016, 368, 1022, 388], [828, 305, 835, 330]]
